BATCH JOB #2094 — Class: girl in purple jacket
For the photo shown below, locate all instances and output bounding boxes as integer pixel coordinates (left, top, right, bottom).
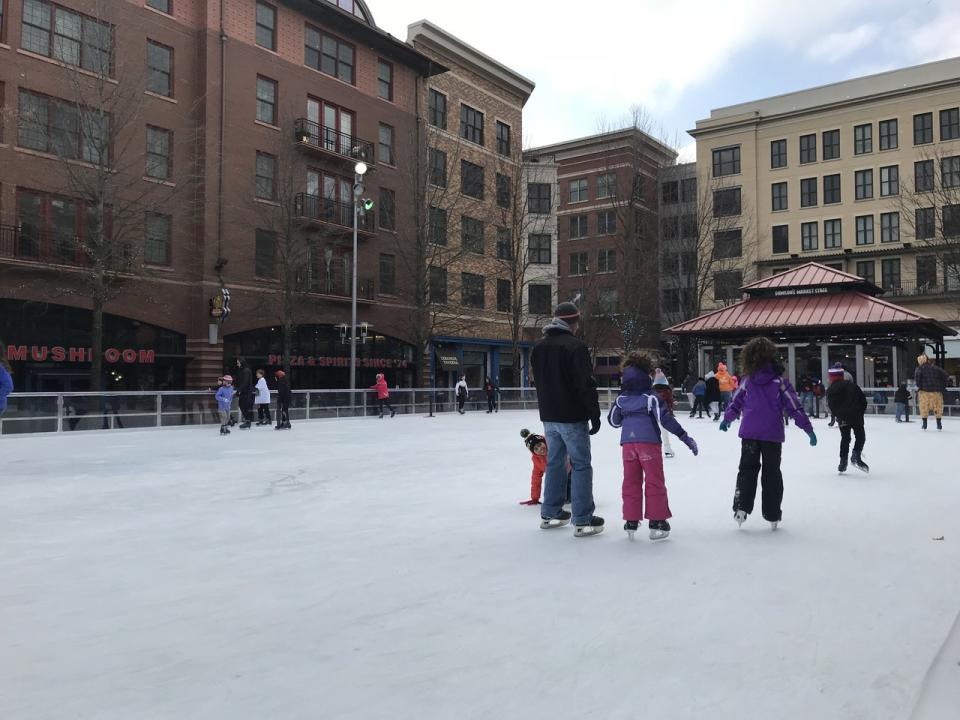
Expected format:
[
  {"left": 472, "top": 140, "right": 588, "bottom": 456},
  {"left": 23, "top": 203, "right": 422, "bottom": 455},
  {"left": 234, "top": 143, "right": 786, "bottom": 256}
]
[
  {"left": 720, "top": 337, "right": 816, "bottom": 530},
  {"left": 608, "top": 352, "right": 698, "bottom": 540}
]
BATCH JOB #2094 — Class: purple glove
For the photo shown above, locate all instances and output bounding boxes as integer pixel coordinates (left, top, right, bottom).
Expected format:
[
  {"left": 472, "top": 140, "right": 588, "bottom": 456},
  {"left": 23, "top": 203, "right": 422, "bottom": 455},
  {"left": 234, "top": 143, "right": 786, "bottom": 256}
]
[{"left": 681, "top": 434, "right": 699, "bottom": 456}]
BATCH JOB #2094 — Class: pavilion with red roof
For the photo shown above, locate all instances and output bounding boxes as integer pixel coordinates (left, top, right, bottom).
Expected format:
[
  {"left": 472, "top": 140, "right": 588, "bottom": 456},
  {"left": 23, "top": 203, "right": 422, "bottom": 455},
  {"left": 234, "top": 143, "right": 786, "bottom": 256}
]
[{"left": 665, "top": 263, "right": 956, "bottom": 387}]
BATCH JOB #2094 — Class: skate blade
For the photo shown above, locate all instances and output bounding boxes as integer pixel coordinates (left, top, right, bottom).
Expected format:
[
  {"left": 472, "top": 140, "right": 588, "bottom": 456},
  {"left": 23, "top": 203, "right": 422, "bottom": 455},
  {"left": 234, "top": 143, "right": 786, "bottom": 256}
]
[
  {"left": 540, "top": 518, "right": 570, "bottom": 529},
  {"left": 649, "top": 530, "right": 670, "bottom": 541},
  {"left": 770, "top": 522, "right": 779, "bottom": 531},
  {"left": 574, "top": 525, "right": 604, "bottom": 537},
  {"left": 734, "top": 511, "right": 748, "bottom": 527},
  {"left": 626, "top": 530, "right": 636, "bottom": 541}
]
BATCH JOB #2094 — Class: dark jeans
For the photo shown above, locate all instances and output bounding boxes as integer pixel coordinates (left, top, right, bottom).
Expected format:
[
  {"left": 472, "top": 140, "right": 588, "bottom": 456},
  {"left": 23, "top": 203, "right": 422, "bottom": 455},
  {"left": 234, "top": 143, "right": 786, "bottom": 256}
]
[
  {"left": 277, "top": 402, "right": 290, "bottom": 426},
  {"left": 377, "top": 398, "right": 394, "bottom": 416},
  {"left": 457, "top": 395, "right": 466, "bottom": 413},
  {"left": 239, "top": 392, "right": 254, "bottom": 423},
  {"left": 690, "top": 397, "right": 706, "bottom": 416},
  {"left": 733, "top": 439, "right": 784, "bottom": 522},
  {"left": 486, "top": 394, "right": 497, "bottom": 412},
  {"left": 257, "top": 404, "right": 272, "bottom": 423},
  {"left": 839, "top": 420, "right": 865, "bottom": 458}
]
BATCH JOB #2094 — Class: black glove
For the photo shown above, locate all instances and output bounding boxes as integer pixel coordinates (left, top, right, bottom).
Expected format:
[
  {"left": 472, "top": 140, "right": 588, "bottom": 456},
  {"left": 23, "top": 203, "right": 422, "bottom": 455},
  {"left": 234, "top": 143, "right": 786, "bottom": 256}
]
[{"left": 589, "top": 417, "right": 601, "bottom": 435}]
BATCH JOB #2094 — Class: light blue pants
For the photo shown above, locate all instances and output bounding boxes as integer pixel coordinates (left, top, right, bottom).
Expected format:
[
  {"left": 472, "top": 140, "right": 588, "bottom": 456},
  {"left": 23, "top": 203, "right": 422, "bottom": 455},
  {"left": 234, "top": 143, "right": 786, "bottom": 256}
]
[{"left": 542, "top": 421, "right": 596, "bottom": 525}]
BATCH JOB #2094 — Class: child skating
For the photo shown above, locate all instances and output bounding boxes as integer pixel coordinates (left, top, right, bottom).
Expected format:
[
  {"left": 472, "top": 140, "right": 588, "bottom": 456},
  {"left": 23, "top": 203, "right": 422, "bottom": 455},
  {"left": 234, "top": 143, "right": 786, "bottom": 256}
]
[
  {"left": 254, "top": 369, "right": 272, "bottom": 426},
  {"left": 370, "top": 373, "right": 396, "bottom": 418},
  {"left": 689, "top": 376, "right": 707, "bottom": 418},
  {"left": 519, "top": 428, "right": 572, "bottom": 506},
  {"left": 719, "top": 337, "right": 815, "bottom": 530},
  {"left": 216, "top": 375, "right": 234, "bottom": 435},
  {"left": 608, "top": 352, "right": 698, "bottom": 541},
  {"left": 274, "top": 370, "right": 291, "bottom": 429},
  {"left": 652, "top": 369, "right": 675, "bottom": 458},
  {"left": 825, "top": 363, "right": 868, "bottom": 473}
]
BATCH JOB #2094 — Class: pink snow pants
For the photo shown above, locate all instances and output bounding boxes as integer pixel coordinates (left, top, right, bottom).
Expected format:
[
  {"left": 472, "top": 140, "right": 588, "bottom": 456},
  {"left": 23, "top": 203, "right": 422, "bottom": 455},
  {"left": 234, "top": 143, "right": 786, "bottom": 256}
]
[{"left": 622, "top": 442, "right": 671, "bottom": 522}]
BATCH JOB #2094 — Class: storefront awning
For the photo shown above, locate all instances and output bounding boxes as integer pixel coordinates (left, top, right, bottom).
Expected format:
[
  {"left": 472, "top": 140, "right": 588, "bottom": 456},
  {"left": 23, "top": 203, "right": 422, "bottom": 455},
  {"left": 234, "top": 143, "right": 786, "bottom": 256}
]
[{"left": 436, "top": 352, "right": 460, "bottom": 371}]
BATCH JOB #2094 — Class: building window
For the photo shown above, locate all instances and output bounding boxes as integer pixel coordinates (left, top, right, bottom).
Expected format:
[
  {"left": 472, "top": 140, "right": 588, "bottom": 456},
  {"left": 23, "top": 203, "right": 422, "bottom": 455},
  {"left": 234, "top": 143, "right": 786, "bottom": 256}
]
[
  {"left": 255, "top": 152, "right": 275, "bottom": 200},
  {"left": 496, "top": 278, "right": 511, "bottom": 312},
  {"left": 378, "top": 253, "right": 395, "bottom": 295},
  {"left": 662, "top": 288, "right": 681, "bottom": 313},
  {"left": 856, "top": 215, "right": 874, "bottom": 245},
  {"left": 597, "top": 247, "right": 616, "bottom": 273},
  {"left": 942, "top": 156, "right": 960, "bottom": 188},
  {"left": 429, "top": 206, "right": 447, "bottom": 245},
  {"left": 662, "top": 180, "right": 679, "bottom": 204},
  {"left": 881, "top": 258, "right": 901, "bottom": 290},
  {"left": 712, "top": 145, "right": 740, "bottom": 177},
  {"left": 661, "top": 216, "right": 678, "bottom": 241},
  {"left": 940, "top": 108, "right": 960, "bottom": 141},
  {"left": 377, "top": 59, "right": 393, "bottom": 101},
  {"left": 914, "top": 112, "right": 933, "bottom": 145},
  {"left": 146, "top": 40, "right": 173, "bottom": 96},
  {"left": 713, "top": 187, "right": 741, "bottom": 216},
  {"left": 854, "top": 124, "right": 872, "bottom": 155},
  {"left": 496, "top": 227, "right": 511, "bottom": 259},
  {"left": 528, "top": 284, "right": 552, "bottom": 315},
  {"left": 822, "top": 129, "right": 840, "bottom": 160},
  {"left": 305, "top": 26, "right": 354, "bottom": 84},
  {"left": 528, "top": 234, "right": 551, "bottom": 264},
  {"left": 21, "top": 1, "right": 113, "bottom": 74},
  {"left": 714, "top": 271, "right": 742, "bottom": 301},
  {"left": 255, "top": 75, "right": 277, "bottom": 125},
  {"left": 428, "top": 89, "right": 446, "bottom": 129},
  {"left": 714, "top": 228, "right": 742, "bottom": 259},
  {"left": 801, "top": 221, "right": 818, "bottom": 251},
  {"left": 17, "top": 89, "right": 110, "bottom": 165},
  {"left": 879, "top": 119, "right": 897, "bottom": 151},
  {"left": 461, "top": 160, "right": 484, "bottom": 199},
  {"left": 799, "top": 134, "right": 816, "bottom": 164},
  {"left": 915, "top": 160, "right": 934, "bottom": 193},
  {"left": 569, "top": 251, "right": 588, "bottom": 275},
  {"left": 944, "top": 204, "right": 960, "bottom": 237},
  {"left": 916, "top": 207, "right": 935, "bottom": 239},
  {"left": 856, "top": 260, "right": 875, "bottom": 285},
  {"left": 428, "top": 147, "right": 447, "bottom": 187},
  {"left": 461, "top": 272, "right": 484, "bottom": 308},
  {"left": 461, "top": 215, "right": 484, "bottom": 254},
  {"left": 255, "top": 2, "right": 276, "bottom": 51},
  {"left": 598, "top": 288, "right": 618, "bottom": 314},
  {"left": 770, "top": 139, "right": 787, "bottom": 169},
  {"left": 146, "top": 0, "right": 171, "bottom": 13},
  {"left": 144, "top": 212, "right": 171, "bottom": 265},
  {"left": 880, "top": 165, "right": 899, "bottom": 196},
  {"left": 824, "top": 219, "right": 842, "bottom": 249},
  {"left": 917, "top": 255, "right": 937, "bottom": 288},
  {"left": 772, "top": 224, "right": 789, "bottom": 254},
  {"left": 880, "top": 211, "right": 900, "bottom": 243},
  {"left": 496, "top": 120, "right": 510, "bottom": 156},
  {"left": 528, "top": 183, "right": 551, "bottom": 214},
  {"left": 681, "top": 177, "right": 697, "bottom": 203},
  {"left": 145, "top": 126, "right": 171, "bottom": 179},
  {"left": 255, "top": 229, "right": 275, "bottom": 277},
  {"left": 496, "top": 173, "right": 510, "bottom": 208},
  {"left": 855, "top": 169, "right": 873, "bottom": 200},
  {"left": 569, "top": 178, "right": 588, "bottom": 203},
  {"left": 378, "top": 188, "right": 395, "bottom": 230},
  {"left": 569, "top": 215, "right": 587, "bottom": 239},
  {"left": 597, "top": 210, "right": 616, "bottom": 235},
  {"left": 681, "top": 214, "right": 697, "bottom": 239},
  {"left": 800, "top": 178, "right": 817, "bottom": 207},
  {"left": 460, "top": 104, "right": 484, "bottom": 145},
  {"left": 823, "top": 174, "right": 841, "bottom": 204},
  {"left": 429, "top": 266, "right": 447, "bottom": 303},
  {"left": 378, "top": 123, "right": 394, "bottom": 165},
  {"left": 597, "top": 173, "right": 616, "bottom": 199}
]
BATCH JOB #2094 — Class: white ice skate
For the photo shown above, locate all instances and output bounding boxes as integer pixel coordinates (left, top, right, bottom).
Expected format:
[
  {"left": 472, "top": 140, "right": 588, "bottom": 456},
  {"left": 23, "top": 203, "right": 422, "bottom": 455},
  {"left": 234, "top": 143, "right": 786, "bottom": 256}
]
[
  {"left": 770, "top": 521, "right": 779, "bottom": 531},
  {"left": 649, "top": 520, "right": 671, "bottom": 540},
  {"left": 664, "top": 449, "right": 675, "bottom": 459},
  {"left": 734, "top": 510, "right": 748, "bottom": 527}
]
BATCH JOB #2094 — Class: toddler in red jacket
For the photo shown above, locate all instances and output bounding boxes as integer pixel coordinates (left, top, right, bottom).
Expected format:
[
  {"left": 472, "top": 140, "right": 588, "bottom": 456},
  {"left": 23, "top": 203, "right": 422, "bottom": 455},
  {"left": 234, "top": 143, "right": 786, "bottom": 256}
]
[{"left": 520, "top": 429, "right": 572, "bottom": 505}]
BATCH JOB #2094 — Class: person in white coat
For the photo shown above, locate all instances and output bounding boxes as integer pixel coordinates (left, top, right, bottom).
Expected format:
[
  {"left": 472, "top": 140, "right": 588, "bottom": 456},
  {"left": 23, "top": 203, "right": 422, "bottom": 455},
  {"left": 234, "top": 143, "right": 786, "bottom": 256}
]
[
  {"left": 455, "top": 376, "right": 469, "bottom": 414},
  {"left": 254, "top": 369, "right": 272, "bottom": 426}
]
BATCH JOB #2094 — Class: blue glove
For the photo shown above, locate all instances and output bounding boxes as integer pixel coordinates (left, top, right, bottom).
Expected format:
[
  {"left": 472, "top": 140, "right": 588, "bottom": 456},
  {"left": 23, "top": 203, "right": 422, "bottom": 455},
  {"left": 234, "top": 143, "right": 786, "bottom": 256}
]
[
  {"left": 681, "top": 435, "right": 699, "bottom": 456},
  {"left": 807, "top": 430, "right": 817, "bottom": 446},
  {"left": 719, "top": 421, "right": 729, "bottom": 432}
]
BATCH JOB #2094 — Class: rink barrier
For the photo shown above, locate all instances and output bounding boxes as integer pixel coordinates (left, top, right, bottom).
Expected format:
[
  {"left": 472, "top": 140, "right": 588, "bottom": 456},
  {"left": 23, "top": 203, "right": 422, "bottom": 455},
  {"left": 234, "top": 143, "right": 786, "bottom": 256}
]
[{"left": 1, "top": 387, "right": 956, "bottom": 435}]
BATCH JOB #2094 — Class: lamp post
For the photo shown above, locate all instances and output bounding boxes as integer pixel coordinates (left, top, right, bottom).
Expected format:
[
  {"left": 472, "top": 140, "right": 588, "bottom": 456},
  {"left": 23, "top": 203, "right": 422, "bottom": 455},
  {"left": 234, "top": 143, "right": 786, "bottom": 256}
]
[{"left": 349, "top": 160, "right": 368, "bottom": 402}]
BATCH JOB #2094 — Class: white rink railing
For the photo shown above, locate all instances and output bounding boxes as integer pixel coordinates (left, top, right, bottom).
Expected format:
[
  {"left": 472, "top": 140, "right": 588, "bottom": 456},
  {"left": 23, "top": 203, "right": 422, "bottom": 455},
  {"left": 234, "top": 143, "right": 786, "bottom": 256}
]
[{"left": 1, "top": 387, "right": 956, "bottom": 435}]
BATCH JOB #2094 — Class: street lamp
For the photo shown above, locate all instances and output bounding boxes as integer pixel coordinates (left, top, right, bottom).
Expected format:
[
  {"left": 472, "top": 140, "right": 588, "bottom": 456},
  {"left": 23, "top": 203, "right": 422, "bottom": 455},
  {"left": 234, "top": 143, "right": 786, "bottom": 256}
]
[{"left": 349, "top": 160, "right": 368, "bottom": 402}]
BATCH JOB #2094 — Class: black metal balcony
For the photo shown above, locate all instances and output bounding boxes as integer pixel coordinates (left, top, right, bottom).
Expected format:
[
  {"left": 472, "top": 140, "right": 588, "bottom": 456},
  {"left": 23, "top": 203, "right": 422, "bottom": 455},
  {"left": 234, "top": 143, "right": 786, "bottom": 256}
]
[
  {"left": 883, "top": 280, "right": 960, "bottom": 298},
  {"left": 293, "top": 119, "right": 375, "bottom": 165},
  {"left": 296, "top": 272, "right": 375, "bottom": 302},
  {"left": 293, "top": 194, "right": 375, "bottom": 236},
  {"left": 0, "top": 224, "right": 133, "bottom": 271}
]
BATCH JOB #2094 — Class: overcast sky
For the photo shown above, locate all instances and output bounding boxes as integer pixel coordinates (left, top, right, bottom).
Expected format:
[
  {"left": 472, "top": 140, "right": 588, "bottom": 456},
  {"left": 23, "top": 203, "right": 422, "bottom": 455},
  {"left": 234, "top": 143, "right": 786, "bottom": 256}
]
[{"left": 372, "top": 0, "right": 960, "bottom": 162}]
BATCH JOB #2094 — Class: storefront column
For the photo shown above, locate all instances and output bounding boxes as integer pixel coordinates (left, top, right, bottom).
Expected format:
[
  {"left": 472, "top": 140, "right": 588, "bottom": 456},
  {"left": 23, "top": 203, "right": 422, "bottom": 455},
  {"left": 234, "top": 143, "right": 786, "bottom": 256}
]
[
  {"left": 489, "top": 347, "right": 499, "bottom": 382},
  {"left": 787, "top": 345, "right": 797, "bottom": 385},
  {"left": 892, "top": 346, "right": 899, "bottom": 386},
  {"left": 726, "top": 346, "right": 735, "bottom": 372},
  {"left": 855, "top": 344, "right": 865, "bottom": 383},
  {"left": 820, "top": 344, "right": 830, "bottom": 384}
]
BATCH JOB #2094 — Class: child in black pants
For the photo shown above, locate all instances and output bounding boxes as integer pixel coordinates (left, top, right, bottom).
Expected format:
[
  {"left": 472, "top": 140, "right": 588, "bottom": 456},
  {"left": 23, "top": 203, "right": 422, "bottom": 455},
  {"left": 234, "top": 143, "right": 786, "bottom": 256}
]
[{"left": 826, "top": 363, "right": 868, "bottom": 473}]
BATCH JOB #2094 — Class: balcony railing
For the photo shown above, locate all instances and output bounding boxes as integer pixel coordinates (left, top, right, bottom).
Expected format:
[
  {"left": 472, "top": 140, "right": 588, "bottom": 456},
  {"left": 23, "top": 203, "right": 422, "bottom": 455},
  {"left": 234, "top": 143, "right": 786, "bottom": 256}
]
[
  {"left": 293, "top": 119, "right": 375, "bottom": 164},
  {"left": 882, "top": 281, "right": 960, "bottom": 298},
  {"left": 0, "top": 224, "right": 133, "bottom": 271},
  {"left": 293, "top": 194, "right": 375, "bottom": 234},
  {"left": 296, "top": 272, "right": 375, "bottom": 301}
]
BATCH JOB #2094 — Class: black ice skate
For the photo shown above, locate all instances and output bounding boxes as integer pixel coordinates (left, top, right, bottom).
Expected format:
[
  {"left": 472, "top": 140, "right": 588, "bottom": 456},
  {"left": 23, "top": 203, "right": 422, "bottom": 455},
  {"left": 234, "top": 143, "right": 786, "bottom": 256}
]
[
  {"left": 851, "top": 453, "right": 870, "bottom": 473},
  {"left": 649, "top": 520, "right": 671, "bottom": 540},
  {"left": 220, "top": 426, "right": 230, "bottom": 435},
  {"left": 624, "top": 520, "right": 639, "bottom": 540},
  {"left": 937, "top": 418, "right": 943, "bottom": 431},
  {"left": 734, "top": 510, "right": 748, "bottom": 527},
  {"left": 922, "top": 418, "right": 928, "bottom": 430},
  {"left": 574, "top": 516, "right": 604, "bottom": 537},
  {"left": 838, "top": 456, "right": 848, "bottom": 474},
  {"left": 390, "top": 408, "right": 396, "bottom": 418},
  {"left": 540, "top": 509, "right": 572, "bottom": 529}
]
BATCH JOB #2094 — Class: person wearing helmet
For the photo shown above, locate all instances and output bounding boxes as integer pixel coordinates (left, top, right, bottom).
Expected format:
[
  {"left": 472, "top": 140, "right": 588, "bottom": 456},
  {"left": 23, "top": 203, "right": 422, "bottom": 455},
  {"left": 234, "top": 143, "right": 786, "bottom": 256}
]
[
  {"left": 274, "top": 370, "right": 292, "bottom": 429},
  {"left": 216, "top": 375, "right": 234, "bottom": 435}
]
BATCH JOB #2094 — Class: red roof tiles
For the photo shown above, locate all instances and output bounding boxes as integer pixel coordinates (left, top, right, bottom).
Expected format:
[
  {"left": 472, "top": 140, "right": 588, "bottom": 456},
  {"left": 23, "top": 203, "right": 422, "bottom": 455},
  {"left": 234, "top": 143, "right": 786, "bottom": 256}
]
[{"left": 741, "top": 262, "right": 876, "bottom": 292}]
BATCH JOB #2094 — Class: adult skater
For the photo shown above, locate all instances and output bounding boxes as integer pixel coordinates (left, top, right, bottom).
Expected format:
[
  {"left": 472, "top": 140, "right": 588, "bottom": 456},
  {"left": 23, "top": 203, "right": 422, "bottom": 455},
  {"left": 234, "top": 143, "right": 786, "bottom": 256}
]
[
  {"left": 483, "top": 377, "right": 499, "bottom": 413},
  {"left": 234, "top": 358, "right": 255, "bottom": 429},
  {"left": 455, "top": 376, "right": 469, "bottom": 414},
  {"left": 530, "top": 301, "right": 604, "bottom": 537},
  {"left": 0, "top": 342, "right": 13, "bottom": 419},
  {"left": 274, "top": 370, "right": 292, "bottom": 429},
  {"left": 915, "top": 354, "right": 948, "bottom": 431},
  {"left": 704, "top": 370, "right": 721, "bottom": 421},
  {"left": 826, "top": 363, "right": 868, "bottom": 473},
  {"left": 370, "top": 373, "right": 396, "bottom": 418}
]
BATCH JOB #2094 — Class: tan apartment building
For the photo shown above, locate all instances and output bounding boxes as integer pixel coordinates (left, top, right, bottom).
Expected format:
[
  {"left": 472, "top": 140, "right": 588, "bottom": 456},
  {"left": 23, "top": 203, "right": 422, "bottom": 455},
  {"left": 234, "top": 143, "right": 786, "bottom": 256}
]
[{"left": 690, "top": 56, "right": 960, "bottom": 379}]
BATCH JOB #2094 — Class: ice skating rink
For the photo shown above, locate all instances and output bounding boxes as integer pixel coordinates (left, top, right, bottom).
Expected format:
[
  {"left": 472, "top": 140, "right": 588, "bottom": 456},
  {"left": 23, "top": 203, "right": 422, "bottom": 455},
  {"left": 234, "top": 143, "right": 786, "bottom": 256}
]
[{"left": 2, "top": 412, "right": 958, "bottom": 720}]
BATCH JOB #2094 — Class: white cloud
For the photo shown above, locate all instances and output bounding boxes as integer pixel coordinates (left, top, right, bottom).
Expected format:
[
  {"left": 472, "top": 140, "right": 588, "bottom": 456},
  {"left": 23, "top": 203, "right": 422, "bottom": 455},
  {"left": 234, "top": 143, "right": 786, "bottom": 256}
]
[
  {"left": 677, "top": 141, "right": 697, "bottom": 164},
  {"left": 806, "top": 24, "right": 881, "bottom": 63}
]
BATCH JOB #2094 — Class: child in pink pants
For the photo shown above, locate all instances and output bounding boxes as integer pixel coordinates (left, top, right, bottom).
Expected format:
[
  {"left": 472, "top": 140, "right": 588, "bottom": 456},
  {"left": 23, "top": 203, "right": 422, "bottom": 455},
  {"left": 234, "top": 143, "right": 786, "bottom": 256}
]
[{"left": 608, "top": 352, "right": 698, "bottom": 540}]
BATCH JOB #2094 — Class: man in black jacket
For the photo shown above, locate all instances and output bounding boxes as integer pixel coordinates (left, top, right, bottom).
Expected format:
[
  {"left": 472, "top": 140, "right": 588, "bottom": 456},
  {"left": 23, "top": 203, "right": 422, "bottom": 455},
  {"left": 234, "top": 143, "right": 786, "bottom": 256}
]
[
  {"left": 530, "top": 302, "right": 603, "bottom": 537},
  {"left": 826, "top": 363, "right": 868, "bottom": 473},
  {"left": 235, "top": 358, "right": 255, "bottom": 429},
  {"left": 274, "top": 370, "right": 292, "bottom": 429}
]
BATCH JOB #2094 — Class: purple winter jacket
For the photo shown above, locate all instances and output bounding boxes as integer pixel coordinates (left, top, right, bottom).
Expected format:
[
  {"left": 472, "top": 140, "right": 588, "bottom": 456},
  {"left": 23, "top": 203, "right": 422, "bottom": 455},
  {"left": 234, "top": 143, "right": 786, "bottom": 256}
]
[
  {"left": 607, "top": 366, "right": 689, "bottom": 445},
  {"left": 723, "top": 364, "right": 812, "bottom": 443}
]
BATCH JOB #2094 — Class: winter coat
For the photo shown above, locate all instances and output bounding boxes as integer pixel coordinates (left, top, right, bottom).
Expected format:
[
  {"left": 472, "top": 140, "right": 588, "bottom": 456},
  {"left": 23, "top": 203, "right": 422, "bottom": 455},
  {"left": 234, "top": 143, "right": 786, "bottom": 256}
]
[
  {"left": 682, "top": 374, "right": 696, "bottom": 393},
  {"left": 530, "top": 320, "right": 600, "bottom": 424},
  {"left": 693, "top": 380, "right": 706, "bottom": 397},
  {"left": 456, "top": 380, "right": 468, "bottom": 399},
  {"left": 255, "top": 377, "right": 270, "bottom": 405},
  {"left": 723, "top": 363, "right": 812, "bottom": 443},
  {"left": 276, "top": 378, "right": 292, "bottom": 405},
  {"left": 236, "top": 366, "right": 254, "bottom": 399},
  {"left": 484, "top": 381, "right": 498, "bottom": 397},
  {"left": 607, "top": 366, "right": 690, "bottom": 446},
  {"left": 215, "top": 385, "right": 234, "bottom": 412},
  {"left": 716, "top": 364, "right": 734, "bottom": 393},
  {"left": 894, "top": 386, "right": 910, "bottom": 404},
  {"left": 0, "top": 364, "right": 12, "bottom": 413},
  {"left": 704, "top": 374, "right": 721, "bottom": 403},
  {"left": 826, "top": 379, "right": 868, "bottom": 423},
  {"left": 915, "top": 363, "right": 948, "bottom": 392},
  {"left": 371, "top": 374, "right": 390, "bottom": 400}
]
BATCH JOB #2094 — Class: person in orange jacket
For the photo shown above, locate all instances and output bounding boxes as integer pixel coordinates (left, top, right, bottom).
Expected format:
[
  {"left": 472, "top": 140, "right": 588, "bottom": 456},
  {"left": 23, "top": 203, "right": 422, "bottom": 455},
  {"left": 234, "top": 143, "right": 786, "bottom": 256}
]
[
  {"left": 520, "top": 428, "right": 571, "bottom": 505},
  {"left": 369, "top": 373, "right": 396, "bottom": 418},
  {"left": 716, "top": 362, "right": 735, "bottom": 411}
]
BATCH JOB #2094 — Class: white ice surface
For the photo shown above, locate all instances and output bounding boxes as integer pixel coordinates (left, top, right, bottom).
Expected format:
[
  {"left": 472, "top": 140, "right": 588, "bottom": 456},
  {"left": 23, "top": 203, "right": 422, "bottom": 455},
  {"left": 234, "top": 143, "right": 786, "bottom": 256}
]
[{"left": 2, "top": 413, "right": 959, "bottom": 720}]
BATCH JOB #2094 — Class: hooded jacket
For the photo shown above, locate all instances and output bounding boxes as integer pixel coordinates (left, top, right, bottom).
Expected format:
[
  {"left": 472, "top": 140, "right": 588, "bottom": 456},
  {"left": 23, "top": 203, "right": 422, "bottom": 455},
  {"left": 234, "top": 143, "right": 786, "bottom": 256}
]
[
  {"left": 894, "top": 385, "right": 910, "bottom": 404},
  {"left": 693, "top": 379, "right": 706, "bottom": 397},
  {"left": 723, "top": 363, "right": 811, "bottom": 443},
  {"left": 607, "top": 366, "right": 689, "bottom": 445},
  {"left": 716, "top": 363, "right": 734, "bottom": 393},
  {"left": 826, "top": 378, "right": 868, "bottom": 422},
  {"left": 371, "top": 373, "right": 390, "bottom": 400},
  {"left": 530, "top": 318, "right": 600, "bottom": 424},
  {"left": 704, "top": 372, "right": 721, "bottom": 403}
]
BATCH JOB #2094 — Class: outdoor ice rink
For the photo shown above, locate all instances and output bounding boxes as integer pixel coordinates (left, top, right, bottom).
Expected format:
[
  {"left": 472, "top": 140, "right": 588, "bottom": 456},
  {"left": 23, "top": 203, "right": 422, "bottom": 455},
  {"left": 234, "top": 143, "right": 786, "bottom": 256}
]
[{"left": 2, "top": 411, "right": 959, "bottom": 720}]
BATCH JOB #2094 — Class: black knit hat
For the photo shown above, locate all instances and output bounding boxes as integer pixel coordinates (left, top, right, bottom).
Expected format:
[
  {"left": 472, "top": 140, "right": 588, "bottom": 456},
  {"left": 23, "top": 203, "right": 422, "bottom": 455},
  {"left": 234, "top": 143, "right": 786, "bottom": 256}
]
[
  {"left": 520, "top": 428, "right": 546, "bottom": 452},
  {"left": 554, "top": 301, "right": 580, "bottom": 321}
]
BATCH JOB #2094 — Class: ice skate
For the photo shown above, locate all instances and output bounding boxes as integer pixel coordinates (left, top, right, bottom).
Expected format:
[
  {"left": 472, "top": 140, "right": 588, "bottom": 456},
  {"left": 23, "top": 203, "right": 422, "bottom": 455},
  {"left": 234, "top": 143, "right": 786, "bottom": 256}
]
[
  {"left": 851, "top": 453, "right": 870, "bottom": 473},
  {"left": 649, "top": 520, "right": 671, "bottom": 540},
  {"left": 937, "top": 418, "right": 942, "bottom": 431},
  {"left": 838, "top": 456, "right": 848, "bottom": 474},
  {"left": 540, "top": 509, "right": 571, "bottom": 529},
  {"left": 624, "top": 520, "right": 639, "bottom": 540},
  {"left": 390, "top": 408, "right": 396, "bottom": 418},
  {"left": 770, "top": 521, "right": 779, "bottom": 531},
  {"left": 664, "top": 449, "right": 675, "bottom": 459},
  {"left": 734, "top": 510, "right": 748, "bottom": 527},
  {"left": 922, "top": 418, "right": 927, "bottom": 430},
  {"left": 574, "top": 516, "right": 604, "bottom": 537},
  {"left": 220, "top": 426, "right": 229, "bottom": 435}
]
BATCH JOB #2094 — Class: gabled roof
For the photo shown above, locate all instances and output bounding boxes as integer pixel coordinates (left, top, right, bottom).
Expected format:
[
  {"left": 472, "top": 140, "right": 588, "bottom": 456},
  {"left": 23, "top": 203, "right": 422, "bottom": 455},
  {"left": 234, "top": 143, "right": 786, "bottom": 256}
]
[{"left": 742, "top": 262, "right": 864, "bottom": 290}]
